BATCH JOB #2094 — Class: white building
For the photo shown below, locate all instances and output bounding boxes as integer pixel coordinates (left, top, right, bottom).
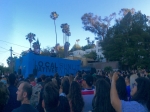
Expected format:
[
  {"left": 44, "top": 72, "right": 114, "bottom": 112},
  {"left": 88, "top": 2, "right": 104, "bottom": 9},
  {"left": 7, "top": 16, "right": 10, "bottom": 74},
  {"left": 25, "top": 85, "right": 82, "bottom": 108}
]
[
  {"left": 72, "top": 41, "right": 106, "bottom": 62},
  {"left": 95, "top": 41, "right": 106, "bottom": 62}
]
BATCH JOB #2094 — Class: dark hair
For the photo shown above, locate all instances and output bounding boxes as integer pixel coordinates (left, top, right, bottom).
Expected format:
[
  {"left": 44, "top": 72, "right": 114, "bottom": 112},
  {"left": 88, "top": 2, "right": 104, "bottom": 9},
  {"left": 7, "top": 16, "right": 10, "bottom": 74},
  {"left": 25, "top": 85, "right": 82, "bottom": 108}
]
[
  {"left": 22, "top": 82, "right": 32, "bottom": 100},
  {"left": 68, "top": 81, "right": 84, "bottom": 112},
  {"left": 41, "top": 74, "right": 46, "bottom": 81},
  {"left": 132, "top": 77, "right": 150, "bottom": 110},
  {"left": 0, "top": 82, "right": 9, "bottom": 110},
  {"left": 43, "top": 82, "right": 59, "bottom": 111},
  {"left": 61, "top": 77, "right": 70, "bottom": 95},
  {"left": 83, "top": 74, "right": 93, "bottom": 87},
  {"left": 37, "top": 77, "right": 42, "bottom": 83},
  {"left": 28, "top": 74, "right": 35, "bottom": 82},
  {"left": 92, "top": 79, "right": 115, "bottom": 112},
  {"left": 116, "top": 76, "right": 127, "bottom": 101},
  {"left": 8, "top": 73, "right": 16, "bottom": 85}
]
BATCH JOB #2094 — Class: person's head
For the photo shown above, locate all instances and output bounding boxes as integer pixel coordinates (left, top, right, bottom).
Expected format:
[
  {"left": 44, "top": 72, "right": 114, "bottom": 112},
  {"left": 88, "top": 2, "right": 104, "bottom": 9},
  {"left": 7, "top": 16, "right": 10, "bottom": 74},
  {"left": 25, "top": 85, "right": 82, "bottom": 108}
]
[
  {"left": 116, "top": 76, "right": 127, "bottom": 101},
  {"left": 68, "top": 74, "right": 74, "bottom": 84},
  {"left": 0, "top": 82, "right": 9, "bottom": 110},
  {"left": 16, "top": 82, "right": 32, "bottom": 103},
  {"left": 41, "top": 74, "right": 46, "bottom": 82},
  {"left": 82, "top": 74, "right": 93, "bottom": 88},
  {"left": 54, "top": 73, "right": 59, "bottom": 78},
  {"left": 28, "top": 74, "right": 35, "bottom": 82},
  {"left": 8, "top": 73, "right": 16, "bottom": 85},
  {"left": 92, "top": 79, "right": 115, "bottom": 112},
  {"left": 125, "top": 75, "right": 130, "bottom": 85},
  {"left": 43, "top": 82, "right": 59, "bottom": 111},
  {"left": 131, "top": 77, "right": 150, "bottom": 110},
  {"left": 68, "top": 81, "right": 84, "bottom": 112},
  {"left": 61, "top": 77, "right": 70, "bottom": 95}
]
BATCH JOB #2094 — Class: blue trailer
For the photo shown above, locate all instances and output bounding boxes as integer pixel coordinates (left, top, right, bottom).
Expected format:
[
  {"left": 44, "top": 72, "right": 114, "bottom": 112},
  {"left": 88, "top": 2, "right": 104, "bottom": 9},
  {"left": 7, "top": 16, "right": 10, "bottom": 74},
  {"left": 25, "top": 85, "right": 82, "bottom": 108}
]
[{"left": 15, "top": 52, "right": 81, "bottom": 78}]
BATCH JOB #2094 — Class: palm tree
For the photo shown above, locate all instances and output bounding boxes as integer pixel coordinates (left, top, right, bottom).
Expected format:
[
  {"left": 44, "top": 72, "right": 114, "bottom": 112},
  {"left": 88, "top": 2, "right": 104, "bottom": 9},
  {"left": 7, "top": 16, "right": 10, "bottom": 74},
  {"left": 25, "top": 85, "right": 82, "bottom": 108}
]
[
  {"left": 26, "top": 32, "right": 36, "bottom": 49},
  {"left": 50, "top": 12, "right": 59, "bottom": 46}
]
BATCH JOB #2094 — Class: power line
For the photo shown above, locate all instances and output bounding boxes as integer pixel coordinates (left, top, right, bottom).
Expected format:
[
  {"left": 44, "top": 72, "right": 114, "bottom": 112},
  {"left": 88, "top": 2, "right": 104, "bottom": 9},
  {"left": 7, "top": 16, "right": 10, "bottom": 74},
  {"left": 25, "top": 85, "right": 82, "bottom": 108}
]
[
  {"left": 0, "top": 39, "right": 29, "bottom": 48},
  {"left": 0, "top": 46, "right": 9, "bottom": 51},
  {"left": 0, "top": 46, "right": 20, "bottom": 56}
]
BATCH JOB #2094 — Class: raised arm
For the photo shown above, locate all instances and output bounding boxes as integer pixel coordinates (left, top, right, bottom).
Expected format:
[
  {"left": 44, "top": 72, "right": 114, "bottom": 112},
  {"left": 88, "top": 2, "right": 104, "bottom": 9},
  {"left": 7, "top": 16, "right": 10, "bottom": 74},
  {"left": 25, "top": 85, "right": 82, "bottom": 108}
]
[{"left": 110, "top": 72, "right": 122, "bottom": 112}]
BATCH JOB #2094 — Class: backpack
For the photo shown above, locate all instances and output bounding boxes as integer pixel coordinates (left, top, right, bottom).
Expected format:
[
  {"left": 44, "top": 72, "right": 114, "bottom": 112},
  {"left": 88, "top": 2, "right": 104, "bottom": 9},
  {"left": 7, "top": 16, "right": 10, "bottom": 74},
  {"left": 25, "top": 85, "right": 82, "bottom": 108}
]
[{"left": 30, "top": 83, "right": 42, "bottom": 108}]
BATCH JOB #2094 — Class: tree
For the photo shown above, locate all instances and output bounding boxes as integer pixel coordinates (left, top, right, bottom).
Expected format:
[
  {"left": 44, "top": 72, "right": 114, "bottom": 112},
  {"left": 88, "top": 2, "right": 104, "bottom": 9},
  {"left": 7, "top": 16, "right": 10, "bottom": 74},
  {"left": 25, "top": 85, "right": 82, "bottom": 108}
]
[
  {"left": 70, "top": 44, "right": 82, "bottom": 52},
  {"left": 81, "top": 12, "right": 116, "bottom": 40},
  {"left": 60, "top": 23, "right": 71, "bottom": 57},
  {"left": 84, "top": 51, "right": 97, "bottom": 60},
  {"left": 40, "top": 47, "right": 52, "bottom": 56},
  {"left": 50, "top": 12, "right": 59, "bottom": 45},
  {"left": 82, "top": 44, "right": 95, "bottom": 51},
  {"left": 57, "top": 46, "right": 65, "bottom": 58},
  {"left": 32, "top": 39, "right": 41, "bottom": 54},
  {"left": 6, "top": 56, "right": 18, "bottom": 72},
  {"left": 101, "top": 10, "right": 150, "bottom": 69},
  {"left": 26, "top": 32, "right": 36, "bottom": 48},
  {"left": 104, "top": 66, "right": 113, "bottom": 73}
]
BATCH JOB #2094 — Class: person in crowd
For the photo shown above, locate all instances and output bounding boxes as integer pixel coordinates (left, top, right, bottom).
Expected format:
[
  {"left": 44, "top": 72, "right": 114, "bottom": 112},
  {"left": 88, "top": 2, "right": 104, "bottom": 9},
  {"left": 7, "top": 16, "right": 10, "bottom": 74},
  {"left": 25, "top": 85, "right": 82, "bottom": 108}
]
[
  {"left": 130, "top": 70, "right": 138, "bottom": 90},
  {"left": 12, "top": 82, "right": 38, "bottom": 112},
  {"left": 37, "top": 77, "right": 52, "bottom": 112},
  {"left": 54, "top": 73, "right": 61, "bottom": 89},
  {"left": 111, "top": 72, "right": 150, "bottom": 112},
  {"left": 0, "top": 82, "right": 9, "bottom": 112},
  {"left": 81, "top": 74, "right": 94, "bottom": 112},
  {"left": 68, "top": 74, "right": 74, "bottom": 84},
  {"left": 108, "top": 72, "right": 114, "bottom": 83},
  {"left": 40, "top": 74, "right": 46, "bottom": 87},
  {"left": 3, "top": 73, "right": 21, "bottom": 112},
  {"left": 60, "top": 77, "right": 70, "bottom": 97},
  {"left": 59, "top": 77, "right": 70, "bottom": 111},
  {"left": 68, "top": 81, "right": 84, "bottom": 112},
  {"left": 29, "top": 74, "right": 42, "bottom": 108},
  {"left": 29, "top": 74, "right": 36, "bottom": 86},
  {"left": 116, "top": 76, "right": 128, "bottom": 101},
  {"left": 125, "top": 75, "right": 131, "bottom": 100},
  {"left": 0, "top": 75, "right": 7, "bottom": 85},
  {"left": 92, "top": 79, "right": 115, "bottom": 112},
  {"left": 42, "top": 82, "right": 70, "bottom": 112}
]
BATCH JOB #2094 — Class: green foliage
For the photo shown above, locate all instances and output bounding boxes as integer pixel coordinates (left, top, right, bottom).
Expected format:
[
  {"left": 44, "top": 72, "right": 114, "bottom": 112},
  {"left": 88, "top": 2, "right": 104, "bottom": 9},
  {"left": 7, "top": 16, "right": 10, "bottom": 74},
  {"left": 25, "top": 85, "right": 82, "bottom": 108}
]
[
  {"left": 7, "top": 56, "right": 18, "bottom": 66},
  {"left": 82, "top": 44, "right": 95, "bottom": 51},
  {"left": 70, "top": 44, "right": 82, "bottom": 52},
  {"left": 104, "top": 66, "right": 113, "bottom": 73},
  {"left": 101, "top": 11, "right": 150, "bottom": 69},
  {"left": 0, "top": 65, "right": 10, "bottom": 74},
  {"left": 84, "top": 51, "right": 97, "bottom": 60},
  {"left": 57, "top": 47, "right": 65, "bottom": 58}
]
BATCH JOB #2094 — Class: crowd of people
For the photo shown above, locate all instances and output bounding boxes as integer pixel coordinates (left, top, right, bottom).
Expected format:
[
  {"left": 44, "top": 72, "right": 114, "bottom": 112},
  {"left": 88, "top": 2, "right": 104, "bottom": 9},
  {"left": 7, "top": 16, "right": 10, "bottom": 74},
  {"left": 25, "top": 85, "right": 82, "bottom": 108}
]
[{"left": 0, "top": 69, "right": 150, "bottom": 112}]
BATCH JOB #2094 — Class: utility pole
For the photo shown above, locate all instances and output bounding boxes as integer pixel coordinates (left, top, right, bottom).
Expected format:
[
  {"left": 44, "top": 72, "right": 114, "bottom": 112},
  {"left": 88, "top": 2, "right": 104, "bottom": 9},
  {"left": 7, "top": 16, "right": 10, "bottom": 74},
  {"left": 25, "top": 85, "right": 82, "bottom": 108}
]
[
  {"left": 10, "top": 47, "right": 13, "bottom": 73},
  {"left": 10, "top": 47, "right": 13, "bottom": 58}
]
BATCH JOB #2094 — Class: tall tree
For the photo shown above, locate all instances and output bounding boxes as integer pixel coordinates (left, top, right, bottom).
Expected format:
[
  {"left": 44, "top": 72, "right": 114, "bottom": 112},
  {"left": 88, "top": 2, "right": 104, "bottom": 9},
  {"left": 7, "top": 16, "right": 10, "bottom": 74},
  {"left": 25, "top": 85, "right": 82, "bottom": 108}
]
[
  {"left": 81, "top": 12, "right": 116, "bottom": 40},
  {"left": 26, "top": 32, "right": 36, "bottom": 48},
  {"left": 101, "top": 10, "right": 150, "bottom": 69},
  {"left": 60, "top": 23, "right": 71, "bottom": 57},
  {"left": 50, "top": 12, "right": 59, "bottom": 46}
]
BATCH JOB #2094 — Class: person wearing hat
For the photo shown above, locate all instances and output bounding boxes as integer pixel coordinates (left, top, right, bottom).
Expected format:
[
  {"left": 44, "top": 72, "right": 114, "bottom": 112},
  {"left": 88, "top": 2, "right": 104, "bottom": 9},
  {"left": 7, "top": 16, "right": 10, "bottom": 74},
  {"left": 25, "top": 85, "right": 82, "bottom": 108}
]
[{"left": 81, "top": 74, "right": 94, "bottom": 112}]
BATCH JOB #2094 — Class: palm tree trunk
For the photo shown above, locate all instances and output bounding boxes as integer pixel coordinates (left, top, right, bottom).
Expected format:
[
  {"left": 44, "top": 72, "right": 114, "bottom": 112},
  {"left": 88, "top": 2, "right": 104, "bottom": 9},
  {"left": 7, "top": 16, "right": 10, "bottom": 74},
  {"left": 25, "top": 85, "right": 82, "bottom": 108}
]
[{"left": 54, "top": 20, "right": 57, "bottom": 45}]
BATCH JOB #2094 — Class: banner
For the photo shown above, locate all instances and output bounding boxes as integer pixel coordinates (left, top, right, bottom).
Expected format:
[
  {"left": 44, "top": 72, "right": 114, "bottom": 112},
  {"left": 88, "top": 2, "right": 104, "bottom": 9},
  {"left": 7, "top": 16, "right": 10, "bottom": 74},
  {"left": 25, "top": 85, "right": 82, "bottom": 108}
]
[{"left": 15, "top": 52, "right": 81, "bottom": 78}]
